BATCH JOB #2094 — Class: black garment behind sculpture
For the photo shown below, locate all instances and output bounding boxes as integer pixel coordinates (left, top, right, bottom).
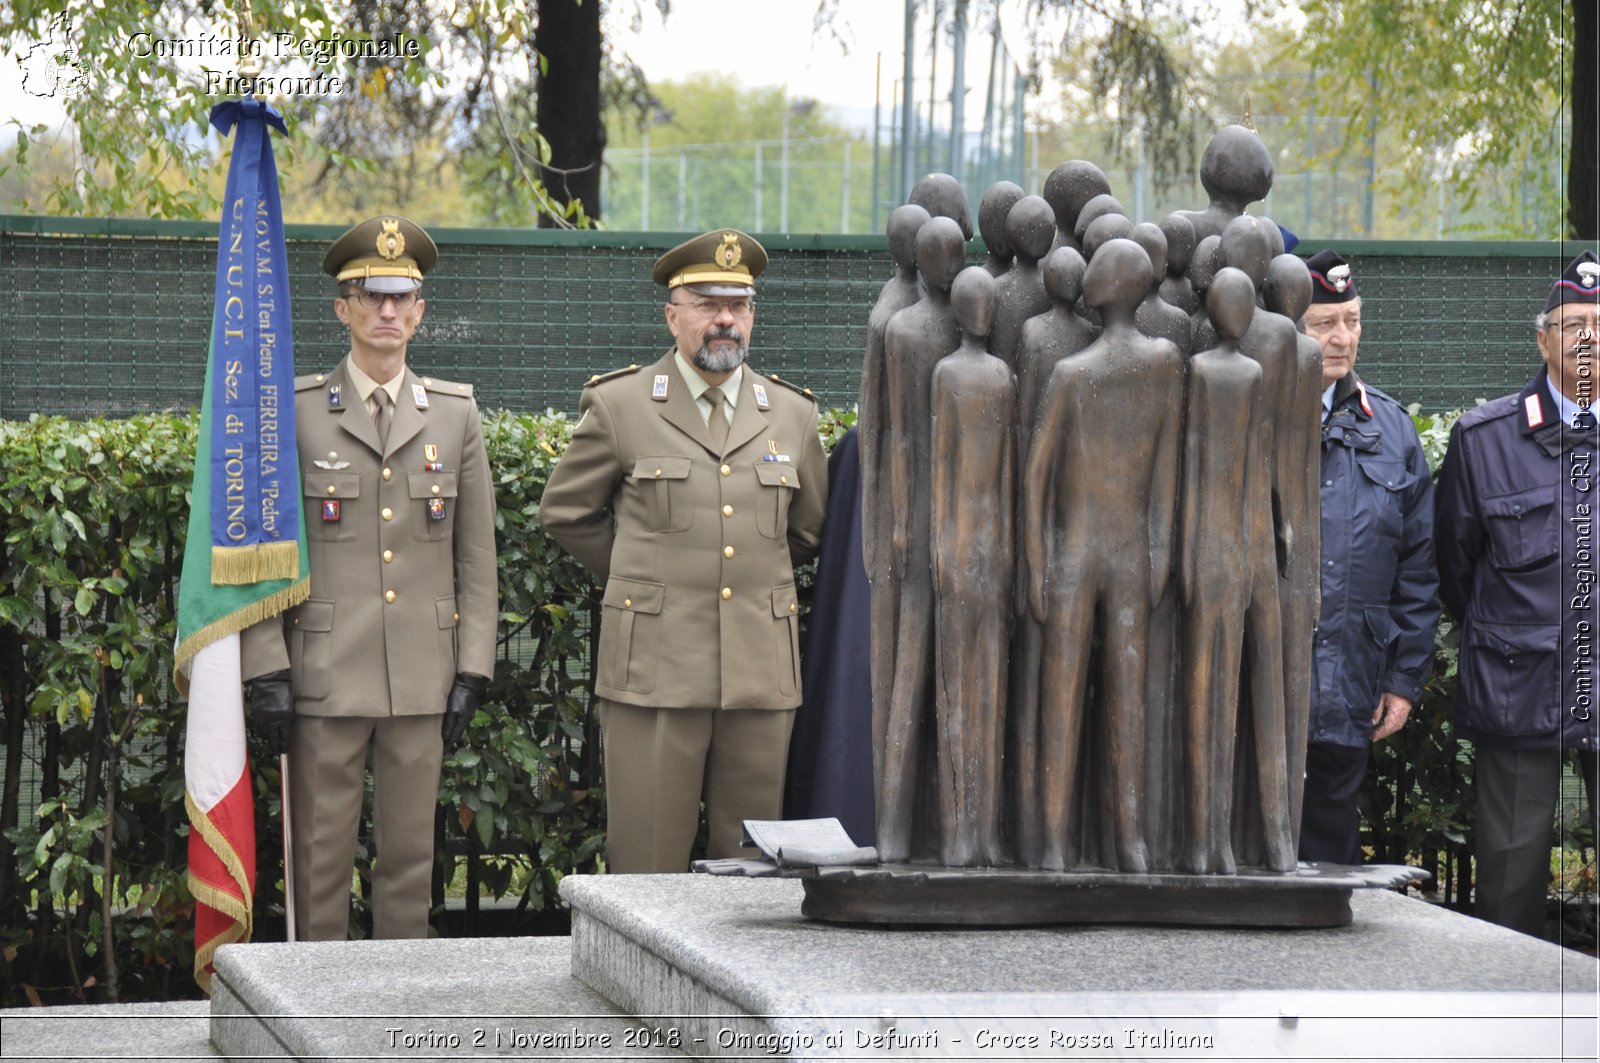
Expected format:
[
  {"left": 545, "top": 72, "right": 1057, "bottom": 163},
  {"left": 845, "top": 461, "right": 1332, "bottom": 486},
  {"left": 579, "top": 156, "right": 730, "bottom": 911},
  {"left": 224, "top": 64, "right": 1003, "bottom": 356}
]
[{"left": 783, "top": 426, "right": 876, "bottom": 846}]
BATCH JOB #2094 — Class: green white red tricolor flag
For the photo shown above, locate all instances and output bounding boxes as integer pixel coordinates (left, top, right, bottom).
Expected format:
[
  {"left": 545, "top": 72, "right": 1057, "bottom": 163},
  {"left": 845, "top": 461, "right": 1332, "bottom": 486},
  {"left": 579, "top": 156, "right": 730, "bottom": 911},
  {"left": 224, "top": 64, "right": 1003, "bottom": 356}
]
[{"left": 174, "top": 98, "right": 308, "bottom": 993}]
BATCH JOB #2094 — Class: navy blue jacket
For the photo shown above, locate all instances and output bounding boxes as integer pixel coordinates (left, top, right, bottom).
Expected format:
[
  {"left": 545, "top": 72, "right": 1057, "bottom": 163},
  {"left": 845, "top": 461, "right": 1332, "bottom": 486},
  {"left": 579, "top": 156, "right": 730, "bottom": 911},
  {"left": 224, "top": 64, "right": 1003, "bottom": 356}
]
[
  {"left": 1435, "top": 370, "right": 1600, "bottom": 752},
  {"left": 782, "top": 427, "right": 876, "bottom": 844},
  {"left": 1314, "top": 373, "right": 1441, "bottom": 748}
]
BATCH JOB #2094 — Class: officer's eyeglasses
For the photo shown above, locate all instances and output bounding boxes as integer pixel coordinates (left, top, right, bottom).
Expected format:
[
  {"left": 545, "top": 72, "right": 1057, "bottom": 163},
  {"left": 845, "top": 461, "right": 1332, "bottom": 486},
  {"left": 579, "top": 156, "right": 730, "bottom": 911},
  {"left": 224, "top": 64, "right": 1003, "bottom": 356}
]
[
  {"left": 344, "top": 288, "right": 420, "bottom": 311},
  {"left": 674, "top": 297, "right": 754, "bottom": 317}
]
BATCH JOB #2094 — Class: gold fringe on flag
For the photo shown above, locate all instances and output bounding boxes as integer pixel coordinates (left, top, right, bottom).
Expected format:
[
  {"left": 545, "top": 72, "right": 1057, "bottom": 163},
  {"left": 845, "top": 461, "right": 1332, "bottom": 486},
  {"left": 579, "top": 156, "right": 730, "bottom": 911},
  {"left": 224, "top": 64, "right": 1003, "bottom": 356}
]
[
  {"left": 185, "top": 790, "right": 255, "bottom": 994},
  {"left": 211, "top": 540, "right": 300, "bottom": 585},
  {"left": 173, "top": 576, "right": 310, "bottom": 695}
]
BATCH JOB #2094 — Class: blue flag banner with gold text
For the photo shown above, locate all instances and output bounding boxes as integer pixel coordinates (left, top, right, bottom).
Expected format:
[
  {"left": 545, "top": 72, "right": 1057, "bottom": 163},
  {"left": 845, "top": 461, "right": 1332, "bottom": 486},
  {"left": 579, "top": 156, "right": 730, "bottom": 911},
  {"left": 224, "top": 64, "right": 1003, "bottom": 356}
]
[
  {"left": 177, "top": 98, "right": 309, "bottom": 993},
  {"left": 205, "top": 98, "right": 300, "bottom": 584}
]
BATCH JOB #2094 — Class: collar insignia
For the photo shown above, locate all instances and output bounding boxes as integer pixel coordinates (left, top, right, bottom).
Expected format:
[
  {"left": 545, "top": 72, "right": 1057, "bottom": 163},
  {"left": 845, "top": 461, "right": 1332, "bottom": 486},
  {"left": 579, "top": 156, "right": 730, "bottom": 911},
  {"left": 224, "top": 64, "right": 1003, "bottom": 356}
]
[
  {"left": 652, "top": 374, "right": 670, "bottom": 401},
  {"left": 412, "top": 382, "right": 430, "bottom": 408},
  {"left": 753, "top": 383, "right": 770, "bottom": 410},
  {"left": 1524, "top": 393, "right": 1545, "bottom": 428}
]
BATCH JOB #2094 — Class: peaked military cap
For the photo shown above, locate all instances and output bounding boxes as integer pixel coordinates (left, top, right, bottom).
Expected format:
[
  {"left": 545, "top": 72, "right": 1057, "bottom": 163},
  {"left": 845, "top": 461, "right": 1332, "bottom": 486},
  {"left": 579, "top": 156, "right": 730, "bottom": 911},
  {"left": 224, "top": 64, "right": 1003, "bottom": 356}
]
[
  {"left": 1545, "top": 250, "right": 1600, "bottom": 313},
  {"left": 323, "top": 215, "right": 438, "bottom": 293},
  {"left": 652, "top": 228, "right": 767, "bottom": 295},
  {"left": 1306, "top": 249, "right": 1357, "bottom": 303}
]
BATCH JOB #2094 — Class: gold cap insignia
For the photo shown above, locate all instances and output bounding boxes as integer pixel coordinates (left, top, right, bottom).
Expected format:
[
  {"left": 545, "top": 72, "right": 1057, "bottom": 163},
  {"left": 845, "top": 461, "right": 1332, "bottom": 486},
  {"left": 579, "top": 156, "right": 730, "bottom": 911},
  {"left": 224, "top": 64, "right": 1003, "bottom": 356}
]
[
  {"left": 718, "top": 233, "right": 742, "bottom": 269},
  {"left": 377, "top": 219, "right": 406, "bottom": 261}
]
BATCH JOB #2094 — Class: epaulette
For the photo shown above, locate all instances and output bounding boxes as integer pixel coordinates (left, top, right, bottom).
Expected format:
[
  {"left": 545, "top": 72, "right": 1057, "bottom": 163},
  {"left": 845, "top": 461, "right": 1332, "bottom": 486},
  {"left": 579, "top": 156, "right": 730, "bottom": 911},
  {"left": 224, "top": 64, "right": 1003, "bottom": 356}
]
[
  {"left": 763, "top": 372, "right": 818, "bottom": 403},
  {"left": 1455, "top": 393, "right": 1520, "bottom": 432},
  {"left": 414, "top": 374, "right": 474, "bottom": 399},
  {"left": 584, "top": 363, "right": 644, "bottom": 388},
  {"left": 295, "top": 372, "right": 328, "bottom": 392}
]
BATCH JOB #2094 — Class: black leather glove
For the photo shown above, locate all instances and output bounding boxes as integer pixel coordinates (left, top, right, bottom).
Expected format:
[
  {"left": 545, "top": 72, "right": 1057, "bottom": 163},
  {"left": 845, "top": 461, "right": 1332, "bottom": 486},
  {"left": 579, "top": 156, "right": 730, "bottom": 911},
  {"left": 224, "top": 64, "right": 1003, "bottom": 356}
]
[
  {"left": 443, "top": 673, "right": 489, "bottom": 751},
  {"left": 245, "top": 670, "right": 294, "bottom": 757}
]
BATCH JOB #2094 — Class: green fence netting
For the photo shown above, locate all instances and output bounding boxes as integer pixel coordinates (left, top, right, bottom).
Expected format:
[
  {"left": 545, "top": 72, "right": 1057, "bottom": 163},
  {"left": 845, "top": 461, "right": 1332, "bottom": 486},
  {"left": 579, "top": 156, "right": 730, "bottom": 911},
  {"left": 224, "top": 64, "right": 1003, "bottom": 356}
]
[{"left": 1, "top": 216, "right": 1594, "bottom": 418}]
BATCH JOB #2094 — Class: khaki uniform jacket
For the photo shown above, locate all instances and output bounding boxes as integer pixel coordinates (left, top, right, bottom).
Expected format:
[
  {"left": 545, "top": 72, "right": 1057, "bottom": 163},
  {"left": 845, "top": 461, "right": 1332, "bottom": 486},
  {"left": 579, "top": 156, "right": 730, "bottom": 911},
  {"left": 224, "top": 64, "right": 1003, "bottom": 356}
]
[
  {"left": 539, "top": 352, "right": 829, "bottom": 710},
  {"left": 242, "top": 358, "right": 498, "bottom": 715}
]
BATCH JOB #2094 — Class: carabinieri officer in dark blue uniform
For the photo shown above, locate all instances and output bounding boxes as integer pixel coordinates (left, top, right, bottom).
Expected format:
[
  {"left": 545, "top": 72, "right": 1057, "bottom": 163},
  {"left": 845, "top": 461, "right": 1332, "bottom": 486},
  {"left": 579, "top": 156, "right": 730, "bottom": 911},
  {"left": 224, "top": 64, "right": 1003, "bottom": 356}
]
[
  {"left": 1435, "top": 251, "right": 1600, "bottom": 937},
  {"left": 1301, "top": 250, "right": 1441, "bottom": 865}
]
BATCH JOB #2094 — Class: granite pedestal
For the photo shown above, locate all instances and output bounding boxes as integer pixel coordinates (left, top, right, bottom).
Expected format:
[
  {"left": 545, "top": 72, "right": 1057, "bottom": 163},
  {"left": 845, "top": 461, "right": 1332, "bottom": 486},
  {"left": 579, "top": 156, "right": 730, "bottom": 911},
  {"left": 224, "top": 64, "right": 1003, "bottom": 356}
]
[
  {"left": 561, "top": 874, "right": 1599, "bottom": 1061},
  {"left": 207, "top": 935, "right": 688, "bottom": 1061}
]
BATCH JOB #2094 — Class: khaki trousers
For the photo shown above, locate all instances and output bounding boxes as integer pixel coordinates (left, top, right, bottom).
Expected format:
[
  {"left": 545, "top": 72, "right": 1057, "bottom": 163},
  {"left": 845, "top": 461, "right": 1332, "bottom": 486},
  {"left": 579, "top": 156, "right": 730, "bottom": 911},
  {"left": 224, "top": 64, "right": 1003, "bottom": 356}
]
[
  {"left": 287, "top": 714, "right": 443, "bottom": 941},
  {"left": 598, "top": 698, "right": 795, "bottom": 873}
]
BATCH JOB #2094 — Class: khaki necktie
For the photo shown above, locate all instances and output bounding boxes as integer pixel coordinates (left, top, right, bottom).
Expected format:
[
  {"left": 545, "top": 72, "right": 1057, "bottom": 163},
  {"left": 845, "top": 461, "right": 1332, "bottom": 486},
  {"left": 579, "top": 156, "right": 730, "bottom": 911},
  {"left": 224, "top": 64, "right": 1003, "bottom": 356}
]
[
  {"left": 704, "top": 386, "right": 729, "bottom": 451},
  {"left": 371, "top": 386, "right": 393, "bottom": 450}
]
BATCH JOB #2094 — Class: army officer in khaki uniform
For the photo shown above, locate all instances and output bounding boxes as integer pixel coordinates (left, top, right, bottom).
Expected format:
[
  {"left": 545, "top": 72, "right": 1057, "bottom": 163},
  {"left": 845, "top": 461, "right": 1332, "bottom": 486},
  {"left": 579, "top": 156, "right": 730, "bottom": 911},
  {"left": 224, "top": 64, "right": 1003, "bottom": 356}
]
[
  {"left": 242, "top": 215, "right": 498, "bottom": 939},
  {"left": 540, "top": 229, "right": 829, "bottom": 872}
]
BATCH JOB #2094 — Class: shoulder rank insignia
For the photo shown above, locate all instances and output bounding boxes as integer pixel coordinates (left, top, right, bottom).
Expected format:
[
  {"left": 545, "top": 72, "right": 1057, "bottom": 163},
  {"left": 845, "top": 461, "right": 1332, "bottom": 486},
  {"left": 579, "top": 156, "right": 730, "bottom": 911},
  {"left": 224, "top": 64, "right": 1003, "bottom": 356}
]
[
  {"left": 764, "top": 373, "right": 817, "bottom": 403},
  {"left": 652, "top": 374, "right": 670, "bottom": 400},
  {"left": 753, "top": 383, "right": 770, "bottom": 410},
  {"left": 584, "top": 364, "right": 644, "bottom": 389},
  {"left": 412, "top": 383, "right": 430, "bottom": 408},
  {"left": 327, "top": 383, "right": 343, "bottom": 410}
]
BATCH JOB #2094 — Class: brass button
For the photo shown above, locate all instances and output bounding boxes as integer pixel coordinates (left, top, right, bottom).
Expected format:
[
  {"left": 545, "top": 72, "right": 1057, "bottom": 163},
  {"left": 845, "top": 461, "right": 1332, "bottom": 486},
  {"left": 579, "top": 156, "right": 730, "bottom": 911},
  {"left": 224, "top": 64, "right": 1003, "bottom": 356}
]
[
  {"left": 720, "top": 587, "right": 732, "bottom": 600},
  {"left": 382, "top": 467, "right": 393, "bottom": 481},
  {"left": 720, "top": 464, "right": 731, "bottom": 477},
  {"left": 326, "top": 484, "right": 336, "bottom": 495},
  {"left": 723, "top": 545, "right": 735, "bottom": 558},
  {"left": 384, "top": 590, "right": 397, "bottom": 603},
  {"left": 789, "top": 602, "right": 797, "bottom": 614},
  {"left": 590, "top": 374, "right": 600, "bottom": 383},
  {"left": 623, "top": 597, "right": 633, "bottom": 608},
  {"left": 382, "top": 507, "right": 394, "bottom": 521},
  {"left": 314, "top": 374, "right": 325, "bottom": 383},
  {"left": 722, "top": 504, "right": 734, "bottom": 517},
  {"left": 292, "top": 617, "right": 300, "bottom": 626},
  {"left": 431, "top": 484, "right": 441, "bottom": 495},
  {"left": 780, "top": 475, "right": 788, "bottom": 485},
  {"left": 383, "top": 549, "right": 394, "bottom": 563},
  {"left": 655, "top": 468, "right": 663, "bottom": 478},
  {"left": 453, "top": 611, "right": 460, "bottom": 621},
  {"left": 422, "top": 377, "right": 433, "bottom": 386}
]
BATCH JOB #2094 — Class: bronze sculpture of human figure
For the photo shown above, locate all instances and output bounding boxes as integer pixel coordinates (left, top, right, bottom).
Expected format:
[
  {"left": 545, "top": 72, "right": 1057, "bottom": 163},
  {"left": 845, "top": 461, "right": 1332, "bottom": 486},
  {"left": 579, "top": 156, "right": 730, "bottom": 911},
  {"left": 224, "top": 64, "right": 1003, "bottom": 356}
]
[
  {"left": 1131, "top": 221, "right": 1193, "bottom": 356},
  {"left": 1188, "top": 234, "right": 1223, "bottom": 352},
  {"left": 1159, "top": 212, "right": 1200, "bottom": 315},
  {"left": 988, "top": 194, "right": 1055, "bottom": 367},
  {"left": 978, "top": 181, "right": 1024, "bottom": 277},
  {"left": 1262, "top": 252, "right": 1324, "bottom": 844},
  {"left": 1042, "top": 160, "right": 1111, "bottom": 253},
  {"left": 909, "top": 172, "right": 974, "bottom": 240},
  {"left": 876, "top": 216, "right": 968, "bottom": 862},
  {"left": 1008, "top": 245, "right": 1095, "bottom": 867},
  {"left": 1177, "top": 125, "right": 1274, "bottom": 242},
  {"left": 1024, "top": 238, "right": 1182, "bottom": 873},
  {"left": 1217, "top": 217, "right": 1296, "bottom": 872},
  {"left": 930, "top": 266, "right": 1015, "bottom": 867},
  {"left": 1179, "top": 267, "right": 1273, "bottom": 874},
  {"left": 860, "top": 203, "right": 932, "bottom": 756}
]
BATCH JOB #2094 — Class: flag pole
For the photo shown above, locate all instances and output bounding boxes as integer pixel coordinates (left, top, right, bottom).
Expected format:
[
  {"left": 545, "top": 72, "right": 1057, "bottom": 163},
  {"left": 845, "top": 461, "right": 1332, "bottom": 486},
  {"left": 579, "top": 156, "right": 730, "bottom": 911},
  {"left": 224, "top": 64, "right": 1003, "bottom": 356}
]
[{"left": 280, "top": 753, "right": 296, "bottom": 942}]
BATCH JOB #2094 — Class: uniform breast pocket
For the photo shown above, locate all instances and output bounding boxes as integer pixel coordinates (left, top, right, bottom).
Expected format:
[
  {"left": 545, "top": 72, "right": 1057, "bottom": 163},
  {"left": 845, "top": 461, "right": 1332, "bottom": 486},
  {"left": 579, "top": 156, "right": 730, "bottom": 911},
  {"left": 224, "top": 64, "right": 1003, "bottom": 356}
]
[
  {"left": 409, "top": 471, "right": 458, "bottom": 542},
  {"left": 1482, "top": 485, "right": 1558, "bottom": 572},
  {"left": 304, "top": 472, "right": 360, "bottom": 543},
  {"left": 753, "top": 463, "right": 801, "bottom": 540},
  {"left": 1354, "top": 458, "right": 1415, "bottom": 541},
  {"left": 633, "top": 456, "right": 693, "bottom": 532}
]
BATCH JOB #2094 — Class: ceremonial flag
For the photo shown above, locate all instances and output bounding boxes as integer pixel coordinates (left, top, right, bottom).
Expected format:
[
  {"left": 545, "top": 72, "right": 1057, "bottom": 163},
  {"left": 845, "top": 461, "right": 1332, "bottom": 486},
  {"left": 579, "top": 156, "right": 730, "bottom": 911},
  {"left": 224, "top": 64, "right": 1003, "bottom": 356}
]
[{"left": 175, "top": 98, "right": 308, "bottom": 993}]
